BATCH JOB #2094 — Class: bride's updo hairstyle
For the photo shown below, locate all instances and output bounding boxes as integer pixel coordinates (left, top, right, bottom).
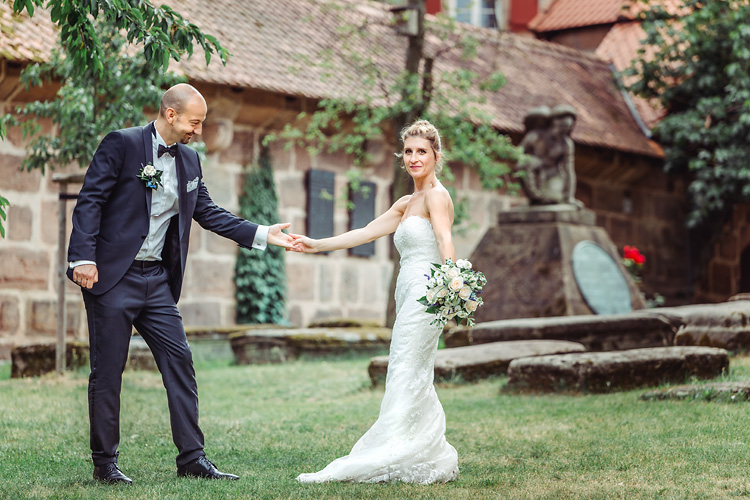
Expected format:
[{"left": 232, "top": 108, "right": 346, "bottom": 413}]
[{"left": 398, "top": 119, "right": 444, "bottom": 174}]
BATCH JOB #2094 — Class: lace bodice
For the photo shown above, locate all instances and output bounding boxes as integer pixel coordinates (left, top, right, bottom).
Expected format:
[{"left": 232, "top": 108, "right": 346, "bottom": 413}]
[{"left": 296, "top": 215, "right": 458, "bottom": 484}]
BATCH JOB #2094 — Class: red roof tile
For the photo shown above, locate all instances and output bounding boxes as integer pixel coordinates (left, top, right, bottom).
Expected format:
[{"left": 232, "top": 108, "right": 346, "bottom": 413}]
[
  {"left": 596, "top": 21, "right": 663, "bottom": 128},
  {"left": 529, "top": 0, "right": 628, "bottom": 33},
  {"left": 0, "top": 0, "right": 660, "bottom": 158},
  {"left": 0, "top": 4, "right": 56, "bottom": 62}
]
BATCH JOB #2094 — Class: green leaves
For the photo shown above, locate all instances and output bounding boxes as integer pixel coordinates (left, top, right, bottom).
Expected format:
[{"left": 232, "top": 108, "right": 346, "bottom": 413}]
[
  {"left": 14, "top": 20, "right": 185, "bottom": 173},
  {"left": 234, "top": 148, "right": 287, "bottom": 325},
  {"left": 629, "top": 0, "right": 750, "bottom": 227},
  {"left": 10, "top": 0, "right": 228, "bottom": 81}
]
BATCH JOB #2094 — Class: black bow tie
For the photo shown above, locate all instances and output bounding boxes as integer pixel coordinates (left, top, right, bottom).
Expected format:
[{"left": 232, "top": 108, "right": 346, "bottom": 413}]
[{"left": 158, "top": 144, "right": 178, "bottom": 158}]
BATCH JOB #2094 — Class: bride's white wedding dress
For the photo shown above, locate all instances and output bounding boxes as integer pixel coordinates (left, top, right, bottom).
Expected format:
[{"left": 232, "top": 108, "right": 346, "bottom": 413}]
[{"left": 296, "top": 215, "right": 459, "bottom": 484}]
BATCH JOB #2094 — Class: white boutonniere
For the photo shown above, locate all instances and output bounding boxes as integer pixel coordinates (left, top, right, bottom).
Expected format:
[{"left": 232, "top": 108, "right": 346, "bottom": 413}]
[{"left": 137, "top": 163, "right": 163, "bottom": 190}]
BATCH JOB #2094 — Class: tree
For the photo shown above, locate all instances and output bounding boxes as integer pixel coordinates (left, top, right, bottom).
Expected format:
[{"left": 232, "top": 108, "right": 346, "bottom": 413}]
[
  {"left": 629, "top": 0, "right": 750, "bottom": 228},
  {"left": 0, "top": 0, "right": 229, "bottom": 235},
  {"left": 269, "top": 0, "right": 523, "bottom": 326},
  {"left": 13, "top": 21, "right": 184, "bottom": 172},
  {"left": 234, "top": 147, "right": 287, "bottom": 324}
]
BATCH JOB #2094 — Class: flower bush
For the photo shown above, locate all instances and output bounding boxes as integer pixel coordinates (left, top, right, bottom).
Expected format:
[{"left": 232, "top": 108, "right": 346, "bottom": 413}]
[
  {"left": 418, "top": 258, "right": 486, "bottom": 329},
  {"left": 622, "top": 245, "right": 645, "bottom": 284}
]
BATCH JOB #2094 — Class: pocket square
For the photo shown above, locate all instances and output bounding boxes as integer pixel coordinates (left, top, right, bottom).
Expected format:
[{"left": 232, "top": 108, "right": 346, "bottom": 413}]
[{"left": 186, "top": 177, "right": 199, "bottom": 192}]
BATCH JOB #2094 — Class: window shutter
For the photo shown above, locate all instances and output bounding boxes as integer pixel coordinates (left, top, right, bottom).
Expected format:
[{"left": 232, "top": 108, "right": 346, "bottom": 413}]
[
  {"left": 306, "top": 170, "right": 335, "bottom": 242},
  {"left": 349, "top": 181, "right": 376, "bottom": 257}
]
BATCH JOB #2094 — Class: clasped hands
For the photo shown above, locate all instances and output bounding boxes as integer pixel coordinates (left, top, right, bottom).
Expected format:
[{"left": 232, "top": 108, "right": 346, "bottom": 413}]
[{"left": 272, "top": 223, "right": 318, "bottom": 254}]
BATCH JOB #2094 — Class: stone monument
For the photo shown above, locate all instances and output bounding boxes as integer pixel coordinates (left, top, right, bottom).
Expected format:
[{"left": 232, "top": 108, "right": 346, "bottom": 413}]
[{"left": 470, "top": 105, "right": 645, "bottom": 322}]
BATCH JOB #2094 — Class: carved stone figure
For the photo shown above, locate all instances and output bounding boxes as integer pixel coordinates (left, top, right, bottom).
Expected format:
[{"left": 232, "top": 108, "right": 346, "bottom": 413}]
[{"left": 519, "top": 104, "right": 582, "bottom": 207}]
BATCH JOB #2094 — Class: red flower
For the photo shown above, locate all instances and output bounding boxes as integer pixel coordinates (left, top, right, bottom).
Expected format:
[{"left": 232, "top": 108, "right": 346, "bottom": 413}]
[{"left": 623, "top": 245, "right": 645, "bottom": 265}]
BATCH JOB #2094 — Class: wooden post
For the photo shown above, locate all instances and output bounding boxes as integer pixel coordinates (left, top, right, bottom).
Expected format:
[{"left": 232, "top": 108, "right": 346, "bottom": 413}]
[{"left": 52, "top": 172, "right": 85, "bottom": 375}]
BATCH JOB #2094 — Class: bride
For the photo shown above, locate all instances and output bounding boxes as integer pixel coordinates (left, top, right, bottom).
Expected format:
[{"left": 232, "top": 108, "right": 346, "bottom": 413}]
[{"left": 290, "top": 120, "right": 459, "bottom": 484}]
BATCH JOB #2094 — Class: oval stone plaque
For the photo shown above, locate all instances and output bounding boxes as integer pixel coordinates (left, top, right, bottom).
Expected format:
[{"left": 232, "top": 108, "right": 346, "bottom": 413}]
[{"left": 571, "top": 241, "right": 632, "bottom": 314}]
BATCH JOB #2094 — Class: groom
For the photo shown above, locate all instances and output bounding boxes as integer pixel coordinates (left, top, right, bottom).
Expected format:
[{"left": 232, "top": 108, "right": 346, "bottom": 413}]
[{"left": 67, "top": 83, "right": 294, "bottom": 484}]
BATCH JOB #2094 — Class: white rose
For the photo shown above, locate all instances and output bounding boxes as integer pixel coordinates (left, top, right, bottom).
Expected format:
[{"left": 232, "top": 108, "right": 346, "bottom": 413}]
[
  {"left": 458, "top": 285, "right": 472, "bottom": 300},
  {"left": 456, "top": 259, "right": 472, "bottom": 270},
  {"left": 449, "top": 276, "right": 464, "bottom": 292},
  {"left": 436, "top": 287, "right": 449, "bottom": 299},
  {"left": 426, "top": 289, "right": 436, "bottom": 303},
  {"left": 446, "top": 267, "right": 460, "bottom": 278},
  {"left": 441, "top": 308, "right": 456, "bottom": 320},
  {"left": 465, "top": 300, "right": 478, "bottom": 312},
  {"left": 143, "top": 164, "right": 156, "bottom": 177}
]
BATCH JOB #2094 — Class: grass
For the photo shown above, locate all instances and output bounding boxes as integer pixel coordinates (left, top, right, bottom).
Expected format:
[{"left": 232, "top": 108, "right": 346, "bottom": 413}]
[{"left": 2, "top": 354, "right": 750, "bottom": 499}]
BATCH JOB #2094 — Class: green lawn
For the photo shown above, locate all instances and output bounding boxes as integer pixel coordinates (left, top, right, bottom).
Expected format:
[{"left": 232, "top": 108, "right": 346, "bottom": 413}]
[{"left": 2, "top": 353, "right": 750, "bottom": 499}]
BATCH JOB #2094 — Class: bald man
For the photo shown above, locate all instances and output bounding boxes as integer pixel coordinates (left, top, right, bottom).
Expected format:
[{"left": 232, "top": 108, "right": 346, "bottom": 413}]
[{"left": 67, "top": 84, "right": 293, "bottom": 484}]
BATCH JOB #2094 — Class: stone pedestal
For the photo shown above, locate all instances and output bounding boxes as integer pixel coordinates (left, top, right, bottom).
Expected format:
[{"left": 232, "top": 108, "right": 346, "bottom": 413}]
[{"left": 470, "top": 205, "right": 645, "bottom": 322}]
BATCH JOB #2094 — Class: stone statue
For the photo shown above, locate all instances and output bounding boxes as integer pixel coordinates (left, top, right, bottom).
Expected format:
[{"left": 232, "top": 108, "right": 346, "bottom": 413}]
[{"left": 519, "top": 104, "right": 582, "bottom": 207}]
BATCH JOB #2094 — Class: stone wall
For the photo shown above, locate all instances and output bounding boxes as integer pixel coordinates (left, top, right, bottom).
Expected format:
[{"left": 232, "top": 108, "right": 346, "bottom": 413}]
[
  {"left": 693, "top": 203, "right": 750, "bottom": 303},
  {"left": 575, "top": 145, "right": 691, "bottom": 305},
  {"left": 0, "top": 82, "right": 513, "bottom": 354}
]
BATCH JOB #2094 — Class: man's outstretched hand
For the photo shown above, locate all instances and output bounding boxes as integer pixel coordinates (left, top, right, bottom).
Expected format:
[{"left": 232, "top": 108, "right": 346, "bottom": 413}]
[{"left": 267, "top": 223, "right": 295, "bottom": 249}]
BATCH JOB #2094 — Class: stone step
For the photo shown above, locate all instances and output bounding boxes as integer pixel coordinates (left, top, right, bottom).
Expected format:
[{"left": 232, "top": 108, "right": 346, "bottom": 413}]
[
  {"left": 10, "top": 341, "right": 89, "bottom": 378},
  {"left": 641, "top": 381, "right": 750, "bottom": 402},
  {"left": 445, "top": 312, "right": 678, "bottom": 351},
  {"left": 368, "top": 340, "right": 586, "bottom": 386},
  {"left": 506, "top": 346, "right": 729, "bottom": 393},
  {"left": 230, "top": 327, "right": 392, "bottom": 365}
]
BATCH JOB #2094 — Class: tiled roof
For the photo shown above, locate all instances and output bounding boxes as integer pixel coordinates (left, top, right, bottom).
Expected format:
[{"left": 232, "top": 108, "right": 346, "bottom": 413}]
[
  {"left": 529, "top": 0, "right": 628, "bottom": 33},
  {"left": 0, "top": 3, "right": 56, "bottom": 62},
  {"left": 596, "top": 21, "right": 663, "bottom": 128},
  {"left": 0, "top": 0, "right": 660, "bottom": 158}
]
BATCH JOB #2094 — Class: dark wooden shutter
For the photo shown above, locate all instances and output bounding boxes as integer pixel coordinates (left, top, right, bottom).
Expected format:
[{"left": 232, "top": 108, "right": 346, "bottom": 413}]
[
  {"left": 349, "top": 181, "right": 376, "bottom": 257},
  {"left": 306, "top": 170, "right": 335, "bottom": 241}
]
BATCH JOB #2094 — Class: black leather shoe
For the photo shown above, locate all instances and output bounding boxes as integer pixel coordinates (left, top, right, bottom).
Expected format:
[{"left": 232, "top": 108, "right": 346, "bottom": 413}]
[
  {"left": 177, "top": 456, "right": 239, "bottom": 480},
  {"left": 93, "top": 463, "right": 132, "bottom": 484}
]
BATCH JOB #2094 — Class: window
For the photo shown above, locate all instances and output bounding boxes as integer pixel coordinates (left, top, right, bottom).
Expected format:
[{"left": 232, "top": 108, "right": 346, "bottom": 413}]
[
  {"left": 349, "top": 181, "right": 376, "bottom": 257},
  {"left": 449, "top": 0, "right": 503, "bottom": 29},
  {"left": 306, "top": 170, "right": 335, "bottom": 243}
]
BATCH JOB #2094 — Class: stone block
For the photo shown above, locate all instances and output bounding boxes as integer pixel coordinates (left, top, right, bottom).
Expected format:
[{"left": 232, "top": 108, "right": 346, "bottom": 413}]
[
  {"left": 26, "top": 300, "right": 81, "bottom": 336},
  {"left": 186, "top": 259, "right": 235, "bottom": 298},
  {"left": 671, "top": 300, "right": 750, "bottom": 352},
  {"left": 11, "top": 341, "right": 89, "bottom": 378},
  {"left": 126, "top": 336, "right": 157, "bottom": 371},
  {"left": 506, "top": 346, "right": 729, "bottom": 393},
  {"left": 340, "top": 265, "right": 359, "bottom": 304},
  {"left": 179, "top": 302, "right": 223, "bottom": 326},
  {"left": 0, "top": 249, "right": 49, "bottom": 290},
  {"left": 368, "top": 340, "right": 586, "bottom": 387},
  {"left": 287, "top": 261, "right": 315, "bottom": 300},
  {"left": 641, "top": 381, "right": 750, "bottom": 402},
  {"left": 470, "top": 213, "right": 645, "bottom": 323},
  {"left": 278, "top": 176, "right": 306, "bottom": 211},
  {"left": 7, "top": 205, "right": 32, "bottom": 241},
  {"left": 230, "top": 326, "right": 391, "bottom": 365},
  {"left": 0, "top": 154, "right": 41, "bottom": 191},
  {"left": 219, "top": 129, "right": 255, "bottom": 165},
  {"left": 446, "top": 312, "right": 678, "bottom": 351},
  {"left": 0, "top": 296, "right": 20, "bottom": 336}
]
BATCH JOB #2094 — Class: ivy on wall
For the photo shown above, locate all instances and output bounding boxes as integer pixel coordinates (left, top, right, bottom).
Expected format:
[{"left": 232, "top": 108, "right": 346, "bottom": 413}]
[{"left": 234, "top": 147, "right": 287, "bottom": 324}]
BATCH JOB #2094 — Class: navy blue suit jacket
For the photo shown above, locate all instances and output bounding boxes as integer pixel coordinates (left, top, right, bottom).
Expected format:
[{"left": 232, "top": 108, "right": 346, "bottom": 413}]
[{"left": 67, "top": 122, "right": 257, "bottom": 302}]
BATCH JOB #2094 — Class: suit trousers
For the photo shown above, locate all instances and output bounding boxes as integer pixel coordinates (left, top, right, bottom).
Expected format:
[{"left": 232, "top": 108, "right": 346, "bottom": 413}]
[{"left": 82, "top": 261, "right": 205, "bottom": 467}]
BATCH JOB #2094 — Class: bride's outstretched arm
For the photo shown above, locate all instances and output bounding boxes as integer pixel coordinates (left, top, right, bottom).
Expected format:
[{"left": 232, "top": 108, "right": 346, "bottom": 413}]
[
  {"left": 425, "top": 189, "right": 455, "bottom": 263},
  {"left": 292, "top": 196, "right": 409, "bottom": 253}
]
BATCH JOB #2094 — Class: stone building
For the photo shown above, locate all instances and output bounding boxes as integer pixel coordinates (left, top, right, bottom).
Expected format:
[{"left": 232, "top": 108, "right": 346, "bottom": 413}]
[{"left": 0, "top": 0, "right": 690, "bottom": 355}]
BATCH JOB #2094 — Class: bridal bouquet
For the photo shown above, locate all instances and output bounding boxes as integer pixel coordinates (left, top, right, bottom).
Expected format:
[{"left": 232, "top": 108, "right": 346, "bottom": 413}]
[{"left": 418, "top": 258, "right": 486, "bottom": 329}]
